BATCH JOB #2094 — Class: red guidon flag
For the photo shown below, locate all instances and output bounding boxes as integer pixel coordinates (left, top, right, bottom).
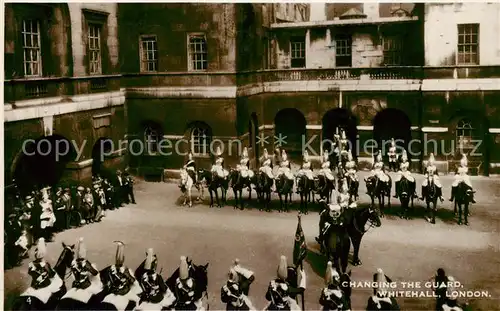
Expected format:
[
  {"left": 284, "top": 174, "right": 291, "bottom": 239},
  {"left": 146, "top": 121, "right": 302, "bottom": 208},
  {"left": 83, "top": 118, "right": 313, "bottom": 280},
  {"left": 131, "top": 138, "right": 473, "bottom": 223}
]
[{"left": 293, "top": 215, "right": 307, "bottom": 266}]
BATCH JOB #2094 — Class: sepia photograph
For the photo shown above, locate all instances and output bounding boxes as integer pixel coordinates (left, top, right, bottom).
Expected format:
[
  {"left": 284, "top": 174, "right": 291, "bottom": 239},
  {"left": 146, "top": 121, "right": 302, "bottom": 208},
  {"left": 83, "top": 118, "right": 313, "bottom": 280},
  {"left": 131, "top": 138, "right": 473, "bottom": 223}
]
[{"left": 2, "top": 1, "right": 500, "bottom": 310}]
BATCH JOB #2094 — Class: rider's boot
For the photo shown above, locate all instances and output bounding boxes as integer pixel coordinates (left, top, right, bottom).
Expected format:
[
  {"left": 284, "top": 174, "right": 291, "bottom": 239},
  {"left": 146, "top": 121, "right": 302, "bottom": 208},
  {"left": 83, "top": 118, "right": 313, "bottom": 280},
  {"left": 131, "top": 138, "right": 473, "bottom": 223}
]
[
  {"left": 393, "top": 182, "right": 399, "bottom": 199},
  {"left": 449, "top": 186, "right": 456, "bottom": 202},
  {"left": 469, "top": 186, "right": 476, "bottom": 203},
  {"left": 437, "top": 187, "right": 444, "bottom": 202},
  {"left": 420, "top": 186, "right": 427, "bottom": 201}
]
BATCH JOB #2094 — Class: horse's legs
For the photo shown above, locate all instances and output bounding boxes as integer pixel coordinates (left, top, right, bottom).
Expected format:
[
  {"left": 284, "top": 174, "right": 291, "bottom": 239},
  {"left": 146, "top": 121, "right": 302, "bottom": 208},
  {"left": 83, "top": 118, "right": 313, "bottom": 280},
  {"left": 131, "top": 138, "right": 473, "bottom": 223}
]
[
  {"left": 457, "top": 203, "right": 463, "bottom": 225},
  {"left": 464, "top": 203, "right": 469, "bottom": 225},
  {"left": 240, "top": 190, "right": 245, "bottom": 210},
  {"left": 431, "top": 201, "right": 436, "bottom": 224},
  {"left": 232, "top": 188, "right": 238, "bottom": 209},
  {"left": 350, "top": 234, "right": 362, "bottom": 266}
]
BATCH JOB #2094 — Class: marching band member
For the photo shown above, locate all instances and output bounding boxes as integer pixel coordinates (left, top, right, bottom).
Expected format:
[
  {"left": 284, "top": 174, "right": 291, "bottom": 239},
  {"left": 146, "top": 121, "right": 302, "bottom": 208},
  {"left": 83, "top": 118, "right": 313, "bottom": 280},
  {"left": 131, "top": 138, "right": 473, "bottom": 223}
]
[
  {"left": 366, "top": 268, "right": 398, "bottom": 310},
  {"left": 175, "top": 256, "right": 202, "bottom": 310},
  {"left": 450, "top": 154, "right": 476, "bottom": 203},
  {"left": 319, "top": 261, "right": 347, "bottom": 311},
  {"left": 388, "top": 138, "right": 398, "bottom": 170},
  {"left": 212, "top": 147, "right": 229, "bottom": 178},
  {"left": 184, "top": 152, "right": 198, "bottom": 184},
  {"left": 275, "top": 150, "right": 294, "bottom": 182},
  {"left": 319, "top": 151, "right": 335, "bottom": 182},
  {"left": 393, "top": 159, "right": 415, "bottom": 199},
  {"left": 136, "top": 248, "right": 176, "bottom": 310},
  {"left": 316, "top": 202, "right": 344, "bottom": 245},
  {"left": 62, "top": 237, "right": 103, "bottom": 303},
  {"left": 264, "top": 256, "right": 302, "bottom": 311},
  {"left": 259, "top": 148, "right": 274, "bottom": 179},
  {"left": 337, "top": 181, "right": 350, "bottom": 210},
  {"left": 296, "top": 150, "right": 314, "bottom": 193},
  {"left": 21, "top": 238, "right": 64, "bottom": 304},
  {"left": 238, "top": 147, "right": 254, "bottom": 179},
  {"left": 221, "top": 267, "right": 256, "bottom": 311},
  {"left": 420, "top": 153, "right": 444, "bottom": 201}
]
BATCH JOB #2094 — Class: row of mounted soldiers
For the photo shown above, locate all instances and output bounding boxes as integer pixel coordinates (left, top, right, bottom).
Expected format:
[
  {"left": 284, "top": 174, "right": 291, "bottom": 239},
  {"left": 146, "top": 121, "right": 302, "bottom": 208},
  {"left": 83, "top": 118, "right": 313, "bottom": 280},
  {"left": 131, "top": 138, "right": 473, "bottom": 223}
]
[
  {"left": 14, "top": 237, "right": 468, "bottom": 311},
  {"left": 4, "top": 169, "right": 136, "bottom": 268}
]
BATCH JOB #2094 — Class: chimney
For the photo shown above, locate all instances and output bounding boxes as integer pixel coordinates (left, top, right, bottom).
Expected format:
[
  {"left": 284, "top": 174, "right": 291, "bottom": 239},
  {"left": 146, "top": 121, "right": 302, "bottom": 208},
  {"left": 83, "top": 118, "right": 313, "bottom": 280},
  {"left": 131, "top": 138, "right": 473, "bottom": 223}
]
[
  {"left": 310, "top": 3, "right": 326, "bottom": 21},
  {"left": 363, "top": 3, "right": 379, "bottom": 19}
]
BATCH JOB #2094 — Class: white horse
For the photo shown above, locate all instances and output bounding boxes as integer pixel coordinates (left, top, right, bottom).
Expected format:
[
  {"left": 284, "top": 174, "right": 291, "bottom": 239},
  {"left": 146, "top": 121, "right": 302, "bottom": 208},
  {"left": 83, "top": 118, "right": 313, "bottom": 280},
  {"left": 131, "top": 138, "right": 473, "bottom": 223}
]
[{"left": 180, "top": 168, "right": 195, "bottom": 207}]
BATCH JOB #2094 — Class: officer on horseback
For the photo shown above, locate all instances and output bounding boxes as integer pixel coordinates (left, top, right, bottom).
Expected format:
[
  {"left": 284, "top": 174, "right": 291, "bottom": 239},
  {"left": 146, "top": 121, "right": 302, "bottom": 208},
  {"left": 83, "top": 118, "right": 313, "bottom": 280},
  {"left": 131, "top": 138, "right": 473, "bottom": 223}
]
[
  {"left": 184, "top": 152, "right": 199, "bottom": 184},
  {"left": 399, "top": 150, "right": 409, "bottom": 169},
  {"left": 388, "top": 138, "right": 398, "bottom": 171},
  {"left": 366, "top": 268, "right": 399, "bottom": 310},
  {"left": 259, "top": 148, "right": 274, "bottom": 179},
  {"left": 316, "top": 201, "right": 344, "bottom": 246},
  {"left": 420, "top": 153, "right": 444, "bottom": 201},
  {"left": 221, "top": 263, "right": 256, "bottom": 311},
  {"left": 137, "top": 248, "right": 176, "bottom": 309},
  {"left": 450, "top": 154, "right": 476, "bottom": 203},
  {"left": 264, "top": 255, "right": 302, "bottom": 311},
  {"left": 337, "top": 181, "right": 351, "bottom": 210},
  {"left": 237, "top": 147, "right": 254, "bottom": 179},
  {"left": 296, "top": 150, "right": 314, "bottom": 193},
  {"left": 319, "top": 150, "right": 335, "bottom": 182},
  {"left": 275, "top": 150, "right": 294, "bottom": 187},
  {"left": 394, "top": 159, "right": 416, "bottom": 199},
  {"left": 175, "top": 256, "right": 199, "bottom": 309},
  {"left": 319, "top": 261, "right": 347, "bottom": 311},
  {"left": 212, "top": 147, "right": 229, "bottom": 178}
]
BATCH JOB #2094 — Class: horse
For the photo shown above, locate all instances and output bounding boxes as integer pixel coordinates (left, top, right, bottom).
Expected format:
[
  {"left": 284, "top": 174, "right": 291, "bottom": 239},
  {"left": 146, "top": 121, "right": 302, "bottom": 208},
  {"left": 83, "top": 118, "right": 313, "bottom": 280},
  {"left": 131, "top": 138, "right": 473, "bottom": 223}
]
[
  {"left": 315, "top": 175, "right": 335, "bottom": 204},
  {"left": 454, "top": 181, "right": 474, "bottom": 225},
  {"left": 165, "top": 258, "right": 209, "bottom": 310},
  {"left": 199, "top": 169, "right": 229, "bottom": 208},
  {"left": 276, "top": 174, "right": 294, "bottom": 212},
  {"left": 344, "top": 175, "right": 359, "bottom": 203},
  {"left": 256, "top": 171, "right": 273, "bottom": 212},
  {"left": 56, "top": 268, "right": 106, "bottom": 311},
  {"left": 365, "top": 174, "right": 392, "bottom": 216},
  {"left": 395, "top": 175, "right": 416, "bottom": 220},
  {"left": 13, "top": 242, "right": 75, "bottom": 311},
  {"left": 297, "top": 174, "right": 314, "bottom": 214},
  {"left": 322, "top": 220, "right": 351, "bottom": 274},
  {"left": 229, "top": 169, "right": 253, "bottom": 210},
  {"left": 422, "top": 175, "right": 441, "bottom": 224},
  {"left": 95, "top": 265, "right": 143, "bottom": 311},
  {"left": 180, "top": 168, "right": 195, "bottom": 208},
  {"left": 344, "top": 205, "right": 381, "bottom": 267}
]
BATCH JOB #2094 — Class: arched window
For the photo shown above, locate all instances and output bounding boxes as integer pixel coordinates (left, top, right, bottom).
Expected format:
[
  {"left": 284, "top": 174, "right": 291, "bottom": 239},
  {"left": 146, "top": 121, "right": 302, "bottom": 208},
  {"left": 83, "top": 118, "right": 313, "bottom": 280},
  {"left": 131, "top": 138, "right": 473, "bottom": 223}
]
[
  {"left": 456, "top": 118, "right": 474, "bottom": 149},
  {"left": 144, "top": 126, "right": 160, "bottom": 153},
  {"left": 191, "top": 126, "right": 210, "bottom": 155}
]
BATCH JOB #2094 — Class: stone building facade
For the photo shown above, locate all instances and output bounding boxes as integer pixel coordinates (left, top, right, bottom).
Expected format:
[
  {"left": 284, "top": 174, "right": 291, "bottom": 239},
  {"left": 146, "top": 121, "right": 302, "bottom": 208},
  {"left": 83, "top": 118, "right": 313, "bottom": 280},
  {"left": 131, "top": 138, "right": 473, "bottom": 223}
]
[{"left": 4, "top": 3, "right": 500, "bottom": 191}]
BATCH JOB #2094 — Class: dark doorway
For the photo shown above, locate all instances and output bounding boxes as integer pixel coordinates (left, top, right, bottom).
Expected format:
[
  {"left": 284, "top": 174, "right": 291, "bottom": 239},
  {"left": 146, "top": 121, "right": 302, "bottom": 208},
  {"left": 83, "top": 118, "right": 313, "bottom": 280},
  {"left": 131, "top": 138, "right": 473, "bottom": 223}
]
[
  {"left": 92, "top": 138, "right": 114, "bottom": 176},
  {"left": 12, "top": 135, "right": 77, "bottom": 193},
  {"left": 274, "top": 108, "right": 307, "bottom": 158},
  {"left": 322, "top": 108, "right": 358, "bottom": 156},
  {"left": 249, "top": 112, "right": 259, "bottom": 161},
  {"left": 373, "top": 108, "right": 412, "bottom": 156}
]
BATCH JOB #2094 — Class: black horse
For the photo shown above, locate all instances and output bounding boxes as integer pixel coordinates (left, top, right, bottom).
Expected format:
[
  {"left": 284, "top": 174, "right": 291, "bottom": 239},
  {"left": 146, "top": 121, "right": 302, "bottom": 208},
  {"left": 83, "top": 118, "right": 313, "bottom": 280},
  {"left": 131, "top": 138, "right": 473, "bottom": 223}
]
[
  {"left": 13, "top": 242, "right": 75, "bottom": 311},
  {"left": 344, "top": 205, "right": 382, "bottom": 267},
  {"left": 165, "top": 258, "right": 209, "bottom": 310},
  {"left": 256, "top": 171, "right": 273, "bottom": 212},
  {"left": 297, "top": 175, "right": 314, "bottom": 214},
  {"left": 422, "top": 176, "right": 442, "bottom": 224},
  {"left": 276, "top": 175, "right": 294, "bottom": 212},
  {"left": 322, "top": 220, "right": 351, "bottom": 274},
  {"left": 229, "top": 169, "right": 253, "bottom": 210},
  {"left": 454, "top": 181, "right": 474, "bottom": 225},
  {"left": 395, "top": 176, "right": 416, "bottom": 220},
  {"left": 365, "top": 175, "right": 392, "bottom": 216},
  {"left": 199, "top": 169, "right": 229, "bottom": 208},
  {"left": 315, "top": 175, "right": 335, "bottom": 204}
]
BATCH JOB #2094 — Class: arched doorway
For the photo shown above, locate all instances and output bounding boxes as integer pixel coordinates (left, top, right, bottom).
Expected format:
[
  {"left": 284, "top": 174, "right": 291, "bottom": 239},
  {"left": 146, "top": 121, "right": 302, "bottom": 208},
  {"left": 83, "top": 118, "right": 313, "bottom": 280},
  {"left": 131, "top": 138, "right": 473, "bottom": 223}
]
[
  {"left": 12, "top": 134, "right": 77, "bottom": 193},
  {"left": 373, "top": 108, "right": 412, "bottom": 156},
  {"left": 91, "top": 138, "right": 114, "bottom": 176},
  {"left": 248, "top": 112, "right": 259, "bottom": 161},
  {"left": 274, "top": 108, "right": 306, "bottom": 158},
  {"left": 322, "top": 108, "right": 358, "bottom": 156}
]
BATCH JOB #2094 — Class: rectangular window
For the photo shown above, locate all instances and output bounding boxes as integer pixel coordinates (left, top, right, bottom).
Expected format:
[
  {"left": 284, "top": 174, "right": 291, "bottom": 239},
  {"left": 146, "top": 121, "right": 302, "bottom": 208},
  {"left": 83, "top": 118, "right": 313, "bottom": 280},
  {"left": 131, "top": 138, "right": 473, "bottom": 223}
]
[
  {"left": 335, "top": 35, "right": 352, "bottom": 67},
  {"left": 88, "top": 23, "right": 102, "bottom": 74},
  {"left": 22, "top": 20, "right": 42, "bottom": 77},
  {"left": 457, "top": 24, "right": 479, "bottom": 65},
  {"left": 140, "top": 36, "right": 158, "bottom": 72},
  {"left": 290, "top": 37, "right": 306, "bottom": 68},
  {"left": 383, "top": 36, "right": 402, "bottom": 66},
  {"left": 188, "top": 34, "right": 207, "bottom": 71}
]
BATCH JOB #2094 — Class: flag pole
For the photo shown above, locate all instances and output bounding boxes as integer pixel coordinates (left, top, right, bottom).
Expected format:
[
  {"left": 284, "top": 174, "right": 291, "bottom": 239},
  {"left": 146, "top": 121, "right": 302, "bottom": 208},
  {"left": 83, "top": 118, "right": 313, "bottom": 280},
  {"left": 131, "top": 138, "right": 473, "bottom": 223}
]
[{"left": 297, "top": 215, "right": 305, "bottom": 311}]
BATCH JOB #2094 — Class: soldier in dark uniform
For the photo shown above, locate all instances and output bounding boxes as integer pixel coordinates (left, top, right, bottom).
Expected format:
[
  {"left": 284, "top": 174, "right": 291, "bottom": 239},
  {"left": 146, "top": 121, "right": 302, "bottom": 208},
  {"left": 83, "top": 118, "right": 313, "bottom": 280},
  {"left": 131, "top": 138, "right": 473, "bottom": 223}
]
[
  {"left": 175, "top": 256, "right": 199, "bottom": 310},
  {"left": 264, "top": 255, "right": 304, "bottom": 311},
  {"left": 366, "top": 268, "right": 399, "bottom": 310},
  {"left": 102, "top": 178, "right": 116, "bottom": 210},
  {"left": 25, "top": 238, "right": 64, "bottom": 296},
  {"left": 115, "top": 170, "right": 126, "bottom": 206},
  {"left": 221, "top": 260, "right": 256, "bottom": 311},
  {"left": 123, "top": 168, "right": 136, "bottom": 204},
  {"left": 319, "top": 261, "right": 349, "bottom": 311},
  {"left": 70, "top": 237, "right": 99, "bottom": 290},
  {"left": 107, "top": 242, "right": 136, "bottom": 295}
]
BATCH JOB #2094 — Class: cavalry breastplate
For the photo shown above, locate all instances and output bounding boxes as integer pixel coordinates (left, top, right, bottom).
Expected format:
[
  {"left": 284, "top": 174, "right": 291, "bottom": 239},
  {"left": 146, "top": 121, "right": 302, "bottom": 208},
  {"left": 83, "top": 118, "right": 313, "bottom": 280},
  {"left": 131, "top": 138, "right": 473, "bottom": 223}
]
[
  {"left": 240, "top": 159, "right": 249, "bottom": 166},
  {"left": 281, "top": 161, "right": 289, "bottom": 168},
  {"left": 262, "top": 159, "right": 271, "bottom": 166},
  {"left": 142, "top": 274, "right": 163, "bottom": 302},
  {"left": 322, "top": 162, "right": 330, "bottom": 169},
  {"left": 302, "top": 162, "right": 311, "bottom": 169}
]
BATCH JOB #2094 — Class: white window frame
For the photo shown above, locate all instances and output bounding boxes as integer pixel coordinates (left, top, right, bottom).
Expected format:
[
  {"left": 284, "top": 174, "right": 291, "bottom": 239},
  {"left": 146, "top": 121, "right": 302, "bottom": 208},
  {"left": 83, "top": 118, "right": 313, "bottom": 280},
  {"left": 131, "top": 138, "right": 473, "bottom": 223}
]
[
  {"left": 335, "top": 38, "right": 351, "bottom": 57},
  {"left": 382, "top": 36, "right": 402, "bottom": 66},
  {"left": 191, "top": 127, "right": 210, "bottom": 156},
  {"left": 290, "top": 37, "right": 306, "bottom": 68},
  {"left": 187, "top": 33, "right": 208, "bottom": 71},
  {"left": 139, "top": 35, "right": 158, "bottom": 72},
  {"left": 88, "top": 23, "right": 102, "bottom": 75},
  {"left": 456, "top": 119, "right": 474, "bottom": 149},
  {"left": 22, "top": 20, "right": 42, "bottom": 77},
  {"left": 144, "top": 126, "right": 160, "bottom": 154},
  {"left": 457, "top": 23, "right": 479, "bottom": 65}
]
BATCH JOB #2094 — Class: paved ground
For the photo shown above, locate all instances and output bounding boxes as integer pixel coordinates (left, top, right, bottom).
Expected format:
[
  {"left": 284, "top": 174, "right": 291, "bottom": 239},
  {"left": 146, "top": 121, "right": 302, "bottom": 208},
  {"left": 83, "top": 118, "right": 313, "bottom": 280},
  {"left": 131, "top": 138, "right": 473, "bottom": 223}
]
[{"left": 4, "top": 172, "right": 500, "bottom": 311}]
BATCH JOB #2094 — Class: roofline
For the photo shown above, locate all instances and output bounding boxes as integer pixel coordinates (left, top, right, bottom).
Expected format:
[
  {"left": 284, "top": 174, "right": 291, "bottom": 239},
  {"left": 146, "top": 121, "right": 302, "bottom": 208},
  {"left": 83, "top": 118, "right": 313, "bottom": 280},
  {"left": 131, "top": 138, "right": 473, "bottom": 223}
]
[{"left": 270, "top": 16, "right": 419, "bottom": 29}]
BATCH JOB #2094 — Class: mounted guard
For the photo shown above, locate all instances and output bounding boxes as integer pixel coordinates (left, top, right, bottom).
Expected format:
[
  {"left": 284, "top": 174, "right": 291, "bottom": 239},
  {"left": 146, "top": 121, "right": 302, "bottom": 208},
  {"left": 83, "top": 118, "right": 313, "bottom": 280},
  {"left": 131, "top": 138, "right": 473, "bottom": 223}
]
[
  {"left": 420, "top": 153, "right": 444, "bottom": 201},
  {"left": 319, "top": 150, "right": 335, "bottom": 182},
  {"left": 365, "top": 152, "right": 390, "bottom": 187},
  {"left": 296, "top": 150, "right": 315, "bottom": 193},
  {"left": 175, "top": 256, "right": 203, "bottom": 310},
  {"left": 319, "top": 261, "right": 348, "bottom": 311},
  {"left": 259, "top": 148, "right": 274, "bottom": 179},
  {"left": 394, "top": 157, "right": 416, "bottom": 198},
  {"left": 345, "top": 150, "right": 358, "bottom": 181},
  {"left": 388, "top": 138, "right": 398, "bottom": 171},
  {"left": 339, "top": 130, "right": 349, "bottom": 164},
  {"left": 275, "top": 150, "right": 294, "bottom": 181},
  {"left": 366, "top": 268, "right": 399, "bottom": 310},
  {"left": 450, "top": 154, "right": 476, "bottom": 203},
  {"left": 221, "top": 264, "right": 256, "bottom": 311},
  {"left": 337, "top": 181, "right": 351, "bottom": 211},
  {"left": 184, "top": 152, "right": 198, "bottom": 184},
  {"left": 316, "top": 201, "right": 345, "bottom": 246},
  {"left": 212, "top": 147, "right": 229, "bottom": 179},
  {"left": 441, "top": 277, "right": 463, "bottom": 311},
  {"left": 399, "top": 150, "right": 409, "bottom": 169},
  {"left": 136, "top": 248, "right": 176, "bottom": 310},
  {"left": 264, "top": 256, "right": 302, "bottom": 311},
  {"left": 237, "top": 147, "right": 254, "bottom": 179},
  {"left": 21, "top": 238, "right": 64, "bottom": 304}
]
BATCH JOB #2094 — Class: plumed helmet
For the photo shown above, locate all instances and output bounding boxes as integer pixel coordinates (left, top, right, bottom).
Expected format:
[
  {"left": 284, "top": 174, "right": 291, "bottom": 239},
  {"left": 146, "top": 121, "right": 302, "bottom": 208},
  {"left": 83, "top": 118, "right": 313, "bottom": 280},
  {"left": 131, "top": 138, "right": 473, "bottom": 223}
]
[
  {"left": 25, "top": 195, "right": 33, "bottom": 202},
  {"left": 376, "top": 153, "right": 383, "bottom": 162},
  {"left": 402, "top": 150, "right": 407, "bottom": 157},
  {"left": 228, "top": 267, "right": 239, "bottom": 283},
  {"left": 188, "top": 152, "right": 193, "bottom": 160},
  {"left": 242, "top": 147, "right": 248, "bottom": 158},
  {"left": 303, "top": 151, "right": 309, "bottom": 162},
  {"left": 324, "top": 261, "right": 340, "bottom": 286},
  {"left": 460, "top": 154, "right": 468, "bottom": 167},
  {"left": 233, "top": 258, "right": 254, "bottom": 279},
  {"left": 277, "top": 255, "right": 288, "bottom": 281},
  {"left": 374, "top": 268, "right": 389, "bottom": 296},
  {"left": 179, "top": 256, "right": 189, "bottom": 280},
  {"left": 428, "top": 153, "right": 435, "bottom": 165},
  {"left": 263, "top": 148, "right": 268, "bottom": 156},
  {"left": 391, "top": 138, "right": 395, "bottom": 146},
  {"left": 114, "top": 241, "right": 125, "bottom": 266},
  {"left": 281, "top": 150, "right": 287, "bottom": 161},
  {"left": 341, "top": 129, "right": 346, "bottom": 139},
  {"left": 216, "top": 146, "right": 222, "bottom": 156},
  {"left": 347, "top": 150, "right": 353, "bottom": 161},
  {"left": 76, "top": 237, "right": 86, "bottom": 259},
  {"left": 144, "top": 248, "right": 157, "bottom": 271},
  {"left": 401, "top": 162, "right": 409, "bottom": 170},
  {"left": 35, "top": 238, "right": 46, "bottom": 259}
]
